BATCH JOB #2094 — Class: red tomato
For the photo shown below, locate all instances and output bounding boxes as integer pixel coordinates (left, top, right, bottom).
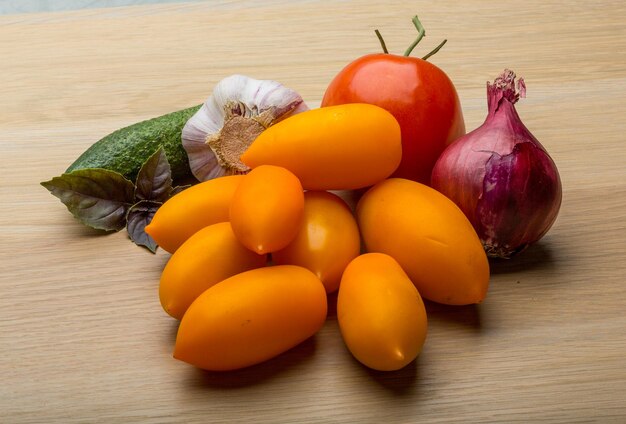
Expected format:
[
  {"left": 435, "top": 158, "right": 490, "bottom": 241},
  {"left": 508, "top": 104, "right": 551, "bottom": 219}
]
[{"left": 322, "top": 36, "right": 465, "bottom": 185}]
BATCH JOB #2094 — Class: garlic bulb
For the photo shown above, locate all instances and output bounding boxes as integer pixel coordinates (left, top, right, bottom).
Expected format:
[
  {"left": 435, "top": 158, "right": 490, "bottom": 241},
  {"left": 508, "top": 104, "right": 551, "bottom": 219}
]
[{"left": 182, "top": 75, "right": 309, "bottom": 181}]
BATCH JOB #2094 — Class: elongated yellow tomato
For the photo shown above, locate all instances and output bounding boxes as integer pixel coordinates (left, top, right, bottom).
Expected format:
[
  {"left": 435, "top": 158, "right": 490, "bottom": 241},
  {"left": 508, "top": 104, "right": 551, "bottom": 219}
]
[
  {"left": 174, "top": 265, "right": 328, "bottom": 371},
  {"left": 357, "top": 178, "right": 489, "bottom": 305},
  {"left": 273, "top": 191, "right": 360, "bottom": 293},
  {"left": 338, "top": 253, "right": 427, "bottom": 371},
  {"left": 229, "top": 165, "right": 304, "bottom": 254},
  {"left": 240, "top": 104, "right": 402, "bottom": 190},
  {"left": 145, "top": 175, "right": 243, "bottom": 253},
  {"left": 159, "top": 222, "right": 266, "bottom": 320}
]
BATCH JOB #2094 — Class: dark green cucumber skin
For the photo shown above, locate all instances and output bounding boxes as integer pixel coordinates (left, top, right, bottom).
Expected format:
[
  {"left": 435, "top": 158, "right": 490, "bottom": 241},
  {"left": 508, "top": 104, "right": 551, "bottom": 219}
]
[{"left": 67, "top": 105, "right": 202, "bottom": 183}]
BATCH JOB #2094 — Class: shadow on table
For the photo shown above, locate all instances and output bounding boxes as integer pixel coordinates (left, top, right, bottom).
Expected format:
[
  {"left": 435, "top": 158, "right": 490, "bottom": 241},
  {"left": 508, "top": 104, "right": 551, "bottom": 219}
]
[
  {"left": 358, "top": 358, "right": 419, "bottom": 396},
  {"left": 488, "top": 241, "right": 558, "bottom": 275},
  {"left": 185, "top": 335, "right": 319, "bottom": 389},
  {"left": 425, "top": 301, "right": 483, "bottom": 334}
]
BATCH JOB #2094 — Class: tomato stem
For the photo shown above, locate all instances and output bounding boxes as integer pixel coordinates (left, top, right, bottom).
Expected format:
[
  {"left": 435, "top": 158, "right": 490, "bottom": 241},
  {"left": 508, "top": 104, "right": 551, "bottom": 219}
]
[
  {"left": 403, "top": 15, "right": 426, "bottom": 56},
  {"left": 374, "top": 29, "right": 389, "bottom": 54},
  {"left": 422, "top": 39, "right": 447, "bottom": 61}
]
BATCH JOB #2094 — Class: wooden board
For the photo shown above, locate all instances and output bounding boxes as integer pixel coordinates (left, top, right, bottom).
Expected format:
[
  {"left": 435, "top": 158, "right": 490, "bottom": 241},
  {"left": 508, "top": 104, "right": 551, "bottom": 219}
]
[{"left": 1, "top": 1, "right": 625, "bottom": 422}]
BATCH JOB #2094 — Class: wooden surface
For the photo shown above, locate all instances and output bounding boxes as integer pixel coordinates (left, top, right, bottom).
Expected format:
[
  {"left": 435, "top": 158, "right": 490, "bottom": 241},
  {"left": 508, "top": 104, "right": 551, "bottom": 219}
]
[{"left": 2, "top": 1, "right": 625, "bottom": 422}]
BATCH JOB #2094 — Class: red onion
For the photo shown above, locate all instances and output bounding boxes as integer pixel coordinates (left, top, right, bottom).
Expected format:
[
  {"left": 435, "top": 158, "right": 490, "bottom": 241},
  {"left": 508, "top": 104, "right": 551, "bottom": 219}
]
[{"left": 431, "top": 69, "right": 562, "bottom": 258}]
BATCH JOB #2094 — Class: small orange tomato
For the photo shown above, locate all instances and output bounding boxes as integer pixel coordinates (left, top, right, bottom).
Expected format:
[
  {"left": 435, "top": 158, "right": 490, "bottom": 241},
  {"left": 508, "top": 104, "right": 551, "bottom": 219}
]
[
  {"left": 338, "top": 253, "right": 427, "bottom": 371},
  {"left": 159, "top": 222, "right": 266, "bottom": 320},
  {"left": 145, "top": 175, "right": 244, "bottom": 253},
  {"left": 241, "top": 104, "right": 401, "bottom": 190},
  {"left": 174, "top": 265, "right": 328, "bottom": 371},
  {"left": 357, "top": 178, "right": 490, "bottom": 305},
  {"left": 229, "top": 165, "right": 304, "bottom": 254},
  {"left": 273, "top": 191, "right": 360, "bottom": 293}
]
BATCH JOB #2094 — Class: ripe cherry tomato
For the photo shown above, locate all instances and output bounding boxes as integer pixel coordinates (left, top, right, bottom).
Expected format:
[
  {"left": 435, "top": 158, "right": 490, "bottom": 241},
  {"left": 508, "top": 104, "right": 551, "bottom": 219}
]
[{"left": 322, "top": 16, "right": 465, "bottom": 185}]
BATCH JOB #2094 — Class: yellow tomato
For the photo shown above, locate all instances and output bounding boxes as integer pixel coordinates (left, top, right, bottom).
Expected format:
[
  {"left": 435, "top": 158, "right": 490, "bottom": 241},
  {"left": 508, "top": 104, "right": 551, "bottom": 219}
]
[
  {"left": 338, "top": 253, "right": 427, "bottom": 371},
  {"left": 357, "top": 178, "right": 489, "bottom": 305},
  {"left": 241, "top": 104, "right": 401, "bottom": 190},
  {"left": 145, "top": 175, "right": 243, "bottom": 253},
  {"left": 174, "top": 265, "right": 328, "bottom": 371},
  {"left": 229, "top": 165, "right": 304, "bottom": 254},
  {"left": 273, "top": 191, "right": 360, "bottom": 293},
  {"left": 159, "top": 222, "right": 266, "bottom": 320}
]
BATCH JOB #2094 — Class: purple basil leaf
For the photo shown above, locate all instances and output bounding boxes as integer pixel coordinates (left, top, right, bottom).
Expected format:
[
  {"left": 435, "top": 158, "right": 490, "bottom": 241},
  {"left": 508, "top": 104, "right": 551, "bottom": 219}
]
[
  {"left": 41, "top": 169, "right": 135, "bottom": 231},
  {"left": 170, "top": 184, "right": 191, "bottom": 197},
  {"left": 126, "top": 200, "right": 161, "bottom": 253},
  {"left": 135, "top": 146, "right": 173, "bottom": 202}
]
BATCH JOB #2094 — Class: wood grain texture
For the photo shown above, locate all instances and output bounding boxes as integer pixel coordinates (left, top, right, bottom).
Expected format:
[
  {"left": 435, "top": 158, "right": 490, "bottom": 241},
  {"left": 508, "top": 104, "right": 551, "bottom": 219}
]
[{"left": 1, "top": 1, "right": 625, "bottom": 422}]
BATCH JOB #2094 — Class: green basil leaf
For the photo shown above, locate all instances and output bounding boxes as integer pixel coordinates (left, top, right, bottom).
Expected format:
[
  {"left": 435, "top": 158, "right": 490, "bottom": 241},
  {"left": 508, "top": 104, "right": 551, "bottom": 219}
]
[
  {"left": 126, "top": 200, "right": 160, "bottom": 253},
  {"left": 135, "top": 146, "right": 172, "bottom": 202},
  {"left": 41, "top": 169, "right": 135, "bottom": 231}
]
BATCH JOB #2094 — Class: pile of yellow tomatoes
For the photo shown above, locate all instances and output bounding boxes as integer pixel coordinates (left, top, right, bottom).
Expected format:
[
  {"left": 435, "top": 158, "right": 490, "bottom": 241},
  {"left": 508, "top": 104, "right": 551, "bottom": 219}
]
[{"left": 146, "top": 103, "right": 489, "bottom": 372}]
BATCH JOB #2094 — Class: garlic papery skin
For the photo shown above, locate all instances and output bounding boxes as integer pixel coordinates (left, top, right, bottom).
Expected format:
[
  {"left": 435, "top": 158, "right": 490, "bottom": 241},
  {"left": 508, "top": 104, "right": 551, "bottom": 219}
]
[{"left": 182, "top": 75, "right": 309, "bottom": 181}]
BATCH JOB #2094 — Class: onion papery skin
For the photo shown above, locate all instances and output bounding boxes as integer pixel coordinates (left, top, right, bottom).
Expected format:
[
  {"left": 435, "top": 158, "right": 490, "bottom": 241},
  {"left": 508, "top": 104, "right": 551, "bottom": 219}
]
[{"left": 431, "top": 70, "right": 562, "bottom": 259}]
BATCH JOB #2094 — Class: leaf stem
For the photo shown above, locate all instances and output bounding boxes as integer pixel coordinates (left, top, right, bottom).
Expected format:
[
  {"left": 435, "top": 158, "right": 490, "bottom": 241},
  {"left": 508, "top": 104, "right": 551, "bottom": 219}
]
[
  {"left": 422, "top": 39, "right": 447, "bottom": 61},
  {"left": 403, "top": 15, "right": 426, "bottom": 56},
  {"left": 374, "top": 29, "right": 389, "bottom": 54}
]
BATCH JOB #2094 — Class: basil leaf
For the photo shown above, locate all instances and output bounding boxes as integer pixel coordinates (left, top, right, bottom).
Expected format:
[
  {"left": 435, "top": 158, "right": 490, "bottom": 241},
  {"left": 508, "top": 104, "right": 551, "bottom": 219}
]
[
  {"left": 41, "top": 169, "right": 135, "bottom": 231},
  {"left": 170, "top": 184, "right": 191, "bottom": 196},
  {"left": 126, "top": 200, "right": 161, "bottom": 253},
  {"left": 135, "top": 146, "right": 172, "bottom": 202}
]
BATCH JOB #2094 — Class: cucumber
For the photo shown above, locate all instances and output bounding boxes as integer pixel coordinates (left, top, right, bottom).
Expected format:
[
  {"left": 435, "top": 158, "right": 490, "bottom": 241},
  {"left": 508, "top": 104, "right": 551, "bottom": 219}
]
[{"left": 67, "top": 105, "right": 201, "bottom": 183}]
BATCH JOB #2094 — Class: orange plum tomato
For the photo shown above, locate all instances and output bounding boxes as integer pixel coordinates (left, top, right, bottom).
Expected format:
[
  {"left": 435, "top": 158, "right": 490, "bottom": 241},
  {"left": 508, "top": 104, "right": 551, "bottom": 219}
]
[
  {"left": 174, "top": 265, "right": 327, "bottom": 371},
  {"left": 273, "top": 191, "right": 360, "bottom": 293},
  {"left": 159, "top": 222, "right": 266, "bottom": 320},
  {"left": 241, "top": 104, "right": 401, "bottom": 190},
  {"left": 356, "top": 178, "right": 489, "bottom": 305},
  {"left": 338, "top": 253, "right": 427, "bottom": 371},
  {"left": 145, "top": 175, "right": 244, "bottom": 253},
  {"left": 229, "top": 165, "right": 304, "bottom": 254}
]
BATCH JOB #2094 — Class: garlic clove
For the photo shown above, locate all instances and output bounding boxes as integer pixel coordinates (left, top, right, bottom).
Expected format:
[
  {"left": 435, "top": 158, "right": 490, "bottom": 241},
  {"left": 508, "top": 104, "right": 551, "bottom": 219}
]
[{"left": 182, "top": 75, "right": 308, "bottom": 181}]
